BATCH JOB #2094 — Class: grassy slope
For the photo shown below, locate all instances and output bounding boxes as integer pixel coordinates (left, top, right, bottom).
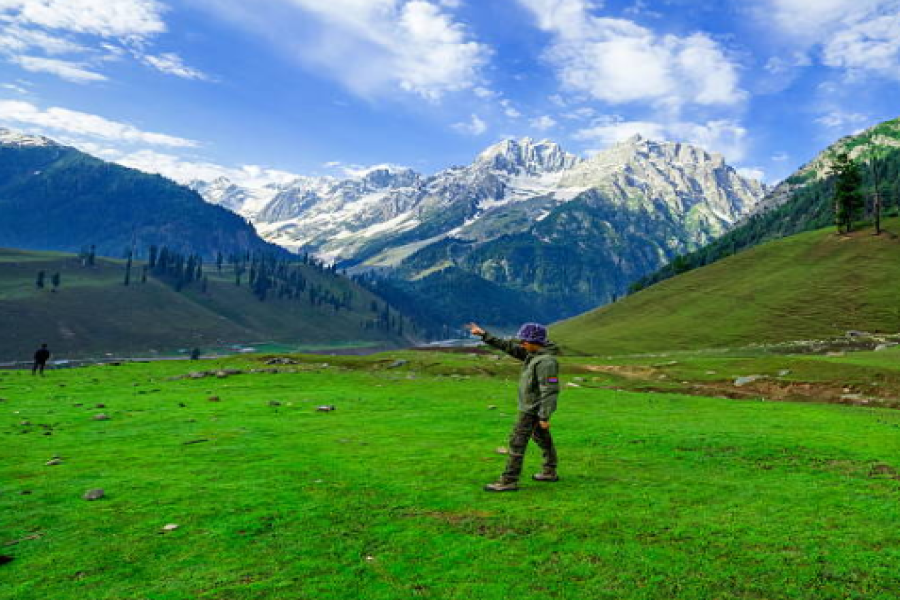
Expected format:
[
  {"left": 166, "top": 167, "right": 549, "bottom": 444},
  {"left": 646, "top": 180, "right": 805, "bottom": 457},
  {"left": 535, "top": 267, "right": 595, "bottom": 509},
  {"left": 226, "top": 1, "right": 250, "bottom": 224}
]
[
  {"left": 3, "top": 351, "right": 900, "bottom": 599},
  {"left": 0, "top": 249, "right": 404, "bottom": 360},
  {"left": 552, "top": 219, "right": 900, "bottom": 356}
]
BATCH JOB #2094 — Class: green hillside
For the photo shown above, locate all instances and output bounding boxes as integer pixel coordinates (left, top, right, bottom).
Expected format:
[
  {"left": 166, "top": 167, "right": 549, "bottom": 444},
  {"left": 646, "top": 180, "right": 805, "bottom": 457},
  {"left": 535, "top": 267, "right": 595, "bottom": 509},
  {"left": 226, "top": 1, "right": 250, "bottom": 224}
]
[
  {"left": 552, "top": 219, "right": 900, "bottom": 356},
  {"left": 631, "top": 117, "right": 900, "bottom": 293},
  {"left": 0, "top": 248, "right": 412, "bottom": 361},
  {"left": 0, "top": 137, "right": 285, "bottom": 258}
]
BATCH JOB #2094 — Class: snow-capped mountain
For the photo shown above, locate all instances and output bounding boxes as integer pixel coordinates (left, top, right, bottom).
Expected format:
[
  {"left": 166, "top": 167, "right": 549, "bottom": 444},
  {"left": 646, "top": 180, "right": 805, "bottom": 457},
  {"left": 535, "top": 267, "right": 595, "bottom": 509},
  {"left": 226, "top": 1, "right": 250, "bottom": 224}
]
[
  {"left": 0, "top": 128, "right": 59, "bottom": 148},
  {"left": 194, "top": 136, "right": 763, "bottom": 267},
  {"left": 191, "top": 136, "right": 767, "bottom": 325}
]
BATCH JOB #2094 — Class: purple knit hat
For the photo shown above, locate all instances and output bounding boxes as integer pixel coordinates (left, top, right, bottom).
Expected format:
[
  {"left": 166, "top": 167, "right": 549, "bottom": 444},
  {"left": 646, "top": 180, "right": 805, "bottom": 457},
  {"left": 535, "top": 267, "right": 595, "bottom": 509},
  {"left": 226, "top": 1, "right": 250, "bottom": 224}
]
[{"left": 516, "top": 322, "right": 548, "bottom": 345}]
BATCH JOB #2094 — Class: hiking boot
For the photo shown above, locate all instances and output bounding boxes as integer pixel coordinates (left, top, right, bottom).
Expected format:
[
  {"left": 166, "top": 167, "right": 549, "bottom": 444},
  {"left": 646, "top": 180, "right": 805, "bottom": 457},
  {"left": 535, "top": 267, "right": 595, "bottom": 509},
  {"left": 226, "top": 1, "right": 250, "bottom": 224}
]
[
  {"left": 483, "top": 480, "right": 519, "bottom": 492},
  {"left": 532, "top": 472, "right": 559, "bottom": 482}
]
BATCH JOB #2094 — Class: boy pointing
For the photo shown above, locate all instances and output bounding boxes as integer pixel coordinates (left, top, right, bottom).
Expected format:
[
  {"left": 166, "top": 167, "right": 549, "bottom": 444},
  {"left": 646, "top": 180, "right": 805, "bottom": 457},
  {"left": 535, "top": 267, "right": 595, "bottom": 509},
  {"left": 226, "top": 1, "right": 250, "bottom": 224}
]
[{"left": 466, "top": 322, "right": 560, "bottom": 492}]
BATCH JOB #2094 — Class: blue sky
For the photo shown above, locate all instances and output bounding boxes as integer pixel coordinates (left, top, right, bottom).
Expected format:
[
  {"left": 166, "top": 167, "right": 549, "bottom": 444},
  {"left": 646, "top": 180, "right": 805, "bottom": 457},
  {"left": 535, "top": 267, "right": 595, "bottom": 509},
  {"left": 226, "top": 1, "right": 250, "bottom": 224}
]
[{"left": 1, "top": 0, "right": 900, "bottom": 187}]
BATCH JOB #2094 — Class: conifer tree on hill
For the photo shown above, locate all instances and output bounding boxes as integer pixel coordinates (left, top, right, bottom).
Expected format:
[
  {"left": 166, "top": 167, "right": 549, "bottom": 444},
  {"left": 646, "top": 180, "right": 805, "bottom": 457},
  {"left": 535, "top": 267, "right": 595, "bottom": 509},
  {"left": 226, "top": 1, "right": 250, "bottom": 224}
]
[{"left": 830, "top": 151, "right": 863, "bottom": 234}]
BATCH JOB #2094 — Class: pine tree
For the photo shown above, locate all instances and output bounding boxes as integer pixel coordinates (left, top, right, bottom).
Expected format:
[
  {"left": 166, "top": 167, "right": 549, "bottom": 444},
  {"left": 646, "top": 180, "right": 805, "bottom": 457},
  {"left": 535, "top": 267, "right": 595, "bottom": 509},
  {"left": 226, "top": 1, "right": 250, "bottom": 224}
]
[
  {"left": 124, "top": 251, "right": 133, "bottom": 286},
  {"left": 35, "top": 270, "right": 45, "bottom": 289},
  {"left": 51, "top": 272, "right": 61, "bottom": 292},
  {"left": 830, "top": 152, "right": 863, "bottom": 233}
]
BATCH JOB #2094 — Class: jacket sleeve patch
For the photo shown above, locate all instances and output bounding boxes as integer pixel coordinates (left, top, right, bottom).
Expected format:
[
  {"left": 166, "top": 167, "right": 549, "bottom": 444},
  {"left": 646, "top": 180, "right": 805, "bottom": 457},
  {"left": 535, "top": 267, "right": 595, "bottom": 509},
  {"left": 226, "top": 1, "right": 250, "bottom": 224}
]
[{"left": 547, "top": 376, "right": 559, "bottom": 383}]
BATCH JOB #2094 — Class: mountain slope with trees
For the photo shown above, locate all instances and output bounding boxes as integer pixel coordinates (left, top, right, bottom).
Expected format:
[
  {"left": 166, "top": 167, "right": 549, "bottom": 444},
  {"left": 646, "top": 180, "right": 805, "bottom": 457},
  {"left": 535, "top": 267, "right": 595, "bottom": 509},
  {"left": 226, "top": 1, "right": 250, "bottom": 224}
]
[
  {"left": 630, "top": 117, "right": 900, "bottom": 292},
  {"left": 0, "top": 247, "right": 413, "bottom": 360},
  {"left": 0, "top": 129, "right": 285, "bottom": 258}
]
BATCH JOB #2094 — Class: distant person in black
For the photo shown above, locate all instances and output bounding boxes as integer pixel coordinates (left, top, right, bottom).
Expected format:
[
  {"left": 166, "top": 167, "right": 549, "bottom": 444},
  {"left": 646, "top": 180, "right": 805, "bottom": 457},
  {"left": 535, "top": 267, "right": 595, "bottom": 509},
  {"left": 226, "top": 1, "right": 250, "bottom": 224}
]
[{"left": 32, "top": 344, "right": 50, "bottom": 376}]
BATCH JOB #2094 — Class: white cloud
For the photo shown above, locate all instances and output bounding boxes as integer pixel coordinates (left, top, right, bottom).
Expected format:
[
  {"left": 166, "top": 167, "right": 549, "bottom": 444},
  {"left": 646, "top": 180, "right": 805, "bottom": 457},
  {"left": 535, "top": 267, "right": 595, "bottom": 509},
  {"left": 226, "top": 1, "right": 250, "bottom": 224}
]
[
  {"left": 139, "top": 52, "right": 212, "bottom": 81},
  {"left": 517, "top": 0, "right": 746, "bottom": 109},
  {"left": 0, "top": 99, "right": 198, "bottom": 147},
  {"left": 110, "top": 149, "right": 301, "bottom": 186},
  {"left": 771, "top": 152, "right": 789, "bottom": 162},
  {"left": 0, "top": 23, "right": 88, "bottom": 54},
  {"left": 737, "top": 166, "right": 766, "bottom": 181},
  {"left": 761, "top": 0, "right": 900, "bottom": 79},
  {"left": 473, "top": 86, "right": 497, "bottom": 98},
  {"left": 10, "top": 55, "right": 107, "bottom": 82},
  {"left": 452, "top": 113, "right": 487, "bottom": 135},
  {"left": 0, "top": 0, "right": 167, "bottom": 38},
  {"left": 1, "top": 82, "right": 30, "bottom": 94},
  {"left": 814, "top": 110, "right": 870, "bottom": 129},
  {"left": 0, "top": 0, "right": 212, "bottom": 83},
  {"left": 823, "top": 14, "right": 900, "bottom": 77},
  {"left": 529, "top": 115, "right": 557, "bottom": 131},
  {"left": 575, "top": 115, "right": 750, "bottom": 162},
  {"left": 195, "top": 0, "right": 489, "bottom": 100},
  {"left": 500, "top": 99, "right": 522, "bottom": 118}
]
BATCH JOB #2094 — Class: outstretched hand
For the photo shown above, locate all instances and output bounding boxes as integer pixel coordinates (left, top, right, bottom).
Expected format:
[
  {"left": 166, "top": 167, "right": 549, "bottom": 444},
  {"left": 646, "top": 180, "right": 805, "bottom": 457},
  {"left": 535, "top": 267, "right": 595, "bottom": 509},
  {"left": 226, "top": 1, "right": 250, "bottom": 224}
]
[{"left": 465, "top": 322, "right": 485, "bottom": 337}]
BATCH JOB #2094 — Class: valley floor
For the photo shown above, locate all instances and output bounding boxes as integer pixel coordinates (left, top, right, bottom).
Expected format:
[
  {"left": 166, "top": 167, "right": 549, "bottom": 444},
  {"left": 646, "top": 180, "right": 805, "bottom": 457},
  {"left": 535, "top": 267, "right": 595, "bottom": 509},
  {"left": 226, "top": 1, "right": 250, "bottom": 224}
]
[{"left": 4, "top": 347, "right": 900, "bottom": 599}]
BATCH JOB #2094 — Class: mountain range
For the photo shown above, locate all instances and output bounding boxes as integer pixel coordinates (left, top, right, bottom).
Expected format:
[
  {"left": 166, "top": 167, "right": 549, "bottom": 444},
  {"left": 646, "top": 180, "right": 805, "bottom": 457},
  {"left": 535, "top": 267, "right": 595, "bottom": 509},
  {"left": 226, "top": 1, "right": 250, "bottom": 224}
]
[{"left": 192, "top": 136, "right": 767, "bottom": 327}]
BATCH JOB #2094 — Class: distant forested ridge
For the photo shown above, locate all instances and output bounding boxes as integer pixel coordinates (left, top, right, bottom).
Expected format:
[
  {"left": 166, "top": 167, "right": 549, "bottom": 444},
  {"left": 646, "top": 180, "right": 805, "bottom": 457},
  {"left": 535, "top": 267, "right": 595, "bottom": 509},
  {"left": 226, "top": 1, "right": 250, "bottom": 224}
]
[{"left": 0, "top": 139, "right": 285, "bottom": 258}]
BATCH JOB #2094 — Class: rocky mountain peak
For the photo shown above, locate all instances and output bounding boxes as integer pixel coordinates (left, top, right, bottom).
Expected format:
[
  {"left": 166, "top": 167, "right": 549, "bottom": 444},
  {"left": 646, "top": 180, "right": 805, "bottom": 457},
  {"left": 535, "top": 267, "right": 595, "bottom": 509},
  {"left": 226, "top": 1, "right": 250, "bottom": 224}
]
[
  {"left": 0, "top": 128, "right": 59, "bottom": 148},
  {"left": 475, "top": 137, "right": 581, "bottom": 175}
]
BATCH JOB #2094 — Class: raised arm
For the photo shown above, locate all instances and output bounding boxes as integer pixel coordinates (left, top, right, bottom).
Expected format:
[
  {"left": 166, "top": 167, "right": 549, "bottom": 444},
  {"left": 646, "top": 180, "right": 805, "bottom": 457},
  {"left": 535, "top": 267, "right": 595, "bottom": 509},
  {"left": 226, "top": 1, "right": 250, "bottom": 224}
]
[{"left": 465, "top": 322, "right": 528, "bottom": 361}]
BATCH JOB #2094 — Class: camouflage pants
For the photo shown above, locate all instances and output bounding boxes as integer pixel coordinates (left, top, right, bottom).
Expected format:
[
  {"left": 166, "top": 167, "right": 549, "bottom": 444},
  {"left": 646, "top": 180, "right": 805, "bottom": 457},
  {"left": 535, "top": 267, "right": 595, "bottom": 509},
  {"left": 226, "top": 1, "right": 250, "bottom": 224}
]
[{"left": 501, "top": 412, "right": 557, "bottom": 483}]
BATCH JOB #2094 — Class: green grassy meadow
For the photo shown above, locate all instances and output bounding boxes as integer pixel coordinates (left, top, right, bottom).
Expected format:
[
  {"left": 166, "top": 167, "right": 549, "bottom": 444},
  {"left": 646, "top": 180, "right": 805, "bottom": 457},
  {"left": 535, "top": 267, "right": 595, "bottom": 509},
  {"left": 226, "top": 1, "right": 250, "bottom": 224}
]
[
  {"left": 553, "top": 220, "right": 900, "bottom": 356},
  {"left": 4, "top": 349, "right": 900, "bottom": 599}
]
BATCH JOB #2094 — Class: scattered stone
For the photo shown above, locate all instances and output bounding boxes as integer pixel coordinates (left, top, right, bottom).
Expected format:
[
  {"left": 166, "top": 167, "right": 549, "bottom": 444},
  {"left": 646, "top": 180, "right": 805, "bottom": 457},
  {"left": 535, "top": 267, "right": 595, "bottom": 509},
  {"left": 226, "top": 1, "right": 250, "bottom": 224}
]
[
  {"left": 387, "top": 359, "right": 409, "bottom": 369},
  {"left": 43, "top": 432, "right": 52, "bottom": 436},
  {"left": 406, "top": 373, "right": 417, "bottom": 380},
  {"left": 45, "top": 458, "right": 62, "bottom": 466},
  {"left": 826, "top": 352, "right": 845, "bottom": 357},
  {"left": 95, "top": 403, "right": 105, "bottom": 409},
  {"left": 73, "top": 403, "right": 83, "bottom": 407},
  {"left": 19, "top": 420, "right": 31, "bottom": 427},
  {"left": 487, "top": 405, "right": 497, "bottom": 410},
  {"left": 178, "top": 402, "right": 187, "bottom": 408},
  {"left": 652, "top": 360, "right": 679, "bottom": 367},
  {"left": 0, "top": 555, "right": 13, "bottom": 565},
  {"left": 19, "top": 490, "right": 32, "bottom": 495},
  {"left": 870, "top": 463, "right": 899, "bottom": 478},
  {"left": 777, "top": 370, "right": 791, "bottom": 377},
  {"left": 734, "top": 375, "right": 765, "bottom": 387},
  {"left": 266, "top": 358, "right": 298, "bottom": 365},
  {"left": 705, "top": 371, "right": 717, "bottom": 375},
  {"left": 875, "top": 344, "right": 895, "bottom": 352},
  {"left": 82, "top": 489, "right": 105, "bottom": 501},
  {"left": 189, "top": 372, "right": 207, "bottom": 379},
  {"left": 161, "top": 523, "right": 180, "bottom": 532},
  {"left": 93, "top": 414, "right": 110, "bottom": 421},
  {"left": 316, "top": 405, "right": 336, "bottom": 412},
  {"left": 495, "top": 447, "right": 508, "bottom": 455},
  {"left": 846, "top": 330, "right": 869, "bottom": 338},
  {"left": 268, "top": 400, "right": 282, "bottom": 407},
  {"left": 841, "top": 393, "right": 864, "bottom": 401},
  {"left": 566, "top": 382, "right": 581, "bottom": 388},
  {"left": 182, "top": 439, "right": 209, "bottom": 445},
  {"left": 572, "top": 377, "right": 586, "bottom": 383},
  {"left": 208, "top": 396, "right": 221, "bottom": 402}
]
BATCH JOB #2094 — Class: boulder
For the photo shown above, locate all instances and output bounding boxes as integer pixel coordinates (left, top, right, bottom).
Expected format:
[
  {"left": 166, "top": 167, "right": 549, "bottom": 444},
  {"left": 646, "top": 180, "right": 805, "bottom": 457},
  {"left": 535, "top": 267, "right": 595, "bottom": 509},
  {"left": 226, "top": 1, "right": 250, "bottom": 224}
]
[{"left": 83, "top": 489, "right": 105, "bottom": 501}]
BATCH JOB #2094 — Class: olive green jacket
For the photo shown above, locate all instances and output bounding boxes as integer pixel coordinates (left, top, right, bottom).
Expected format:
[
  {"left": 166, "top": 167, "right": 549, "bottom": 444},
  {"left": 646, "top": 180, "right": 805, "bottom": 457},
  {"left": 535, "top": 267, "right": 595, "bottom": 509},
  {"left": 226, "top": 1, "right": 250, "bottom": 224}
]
[{"left": 481, "top": 332, "right": 560, "bottom": 421}]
